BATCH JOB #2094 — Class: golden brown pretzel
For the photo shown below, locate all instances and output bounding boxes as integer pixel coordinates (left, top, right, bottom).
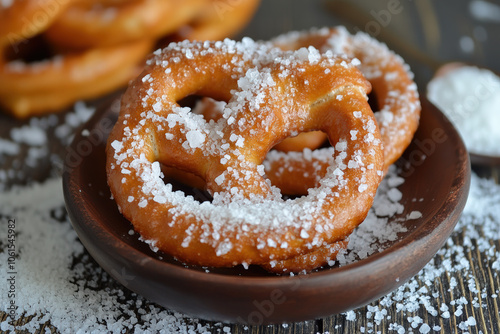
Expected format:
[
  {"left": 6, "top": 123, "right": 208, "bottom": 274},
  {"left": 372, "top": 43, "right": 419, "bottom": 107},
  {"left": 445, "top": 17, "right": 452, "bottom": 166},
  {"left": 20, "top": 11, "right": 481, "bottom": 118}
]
[
  {"left": 45, "top": 0, "right": 208, "bottom": 48},
  {"left": 106, "top": 39, "right": 384, "bottom": 269},
  {"left": 192, "top": 96, "right": 327, "bottom": 153},
  {"left": 1, "top": 0, "right": 262, "bottom": 118}
]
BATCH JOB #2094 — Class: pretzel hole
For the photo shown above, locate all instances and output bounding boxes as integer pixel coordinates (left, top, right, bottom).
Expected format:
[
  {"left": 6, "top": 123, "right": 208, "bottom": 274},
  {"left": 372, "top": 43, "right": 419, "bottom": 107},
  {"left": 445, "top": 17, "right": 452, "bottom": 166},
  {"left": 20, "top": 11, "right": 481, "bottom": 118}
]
[
  {"left": 159, "top": 163, "right": 213, "bottom": 203},
  {"left": 177, "top": 95, "right": 202, "bottom": 109},
  {"left": 4, "top": 34, "right": 53, "bottom": 63},
  {"left": 161, "top": 96, "right": 240, "bottom": 202}
]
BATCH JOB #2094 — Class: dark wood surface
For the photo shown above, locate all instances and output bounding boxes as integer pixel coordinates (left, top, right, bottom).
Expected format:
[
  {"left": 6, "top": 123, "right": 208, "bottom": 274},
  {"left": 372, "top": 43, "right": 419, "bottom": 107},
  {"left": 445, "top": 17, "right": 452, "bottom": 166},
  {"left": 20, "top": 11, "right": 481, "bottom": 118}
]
[{"left": 2, "top": 0, "right": 500, "bottom": 333}]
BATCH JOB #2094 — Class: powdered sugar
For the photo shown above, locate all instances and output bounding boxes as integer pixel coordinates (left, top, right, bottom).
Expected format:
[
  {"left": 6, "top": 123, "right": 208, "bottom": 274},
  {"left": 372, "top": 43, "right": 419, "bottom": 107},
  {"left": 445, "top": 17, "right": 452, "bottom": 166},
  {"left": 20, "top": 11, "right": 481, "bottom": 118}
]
[
  {"left": 10, "top": 125, "right": 47, "bottom": 146},
  {"left": 0, "top": 0, "right": 13, "bottom": 8},
  {"left": 469, "top": 0, "right": 500, "bottom": 23},
  {"left": 427, "top": 65, "right": 500, "bottom": 156}
]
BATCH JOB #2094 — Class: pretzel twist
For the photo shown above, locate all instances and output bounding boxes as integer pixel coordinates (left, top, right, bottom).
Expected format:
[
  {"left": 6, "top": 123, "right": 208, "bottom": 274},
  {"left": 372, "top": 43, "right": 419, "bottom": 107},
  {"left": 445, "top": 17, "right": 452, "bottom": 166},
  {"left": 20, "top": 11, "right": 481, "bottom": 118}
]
[
  {"left": 106, "top": 39, "right": 384, "bottom": 268},
  {"left": 173, "top": 0, "right": 261, "bottom": 42}
]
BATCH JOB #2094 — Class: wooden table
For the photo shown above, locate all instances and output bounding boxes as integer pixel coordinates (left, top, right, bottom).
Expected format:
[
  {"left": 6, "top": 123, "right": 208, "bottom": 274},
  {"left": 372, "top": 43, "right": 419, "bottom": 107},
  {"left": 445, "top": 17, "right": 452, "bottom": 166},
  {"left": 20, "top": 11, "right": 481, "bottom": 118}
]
[{"left": 2, "top": 0, "right": 500, "bottom": 332}]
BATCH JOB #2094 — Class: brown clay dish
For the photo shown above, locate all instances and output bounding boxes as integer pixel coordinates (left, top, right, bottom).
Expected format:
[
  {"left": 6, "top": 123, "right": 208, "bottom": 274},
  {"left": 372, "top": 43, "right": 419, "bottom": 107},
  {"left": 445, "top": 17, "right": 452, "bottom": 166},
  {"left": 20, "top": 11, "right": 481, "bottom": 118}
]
[{"left": 63, "top": 96, "right": 470, "bottom": 325}]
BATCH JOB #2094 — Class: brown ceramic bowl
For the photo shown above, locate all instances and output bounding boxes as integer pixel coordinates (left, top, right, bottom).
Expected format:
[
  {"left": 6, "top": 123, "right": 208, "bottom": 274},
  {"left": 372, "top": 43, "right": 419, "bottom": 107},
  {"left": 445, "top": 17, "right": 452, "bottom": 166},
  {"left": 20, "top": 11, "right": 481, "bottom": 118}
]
[
  {"left": 469, "top": 152, "right": 500, "bottom": 167},
  {"left": 62, "top": 96, "right": 470, "bottom": 325}
]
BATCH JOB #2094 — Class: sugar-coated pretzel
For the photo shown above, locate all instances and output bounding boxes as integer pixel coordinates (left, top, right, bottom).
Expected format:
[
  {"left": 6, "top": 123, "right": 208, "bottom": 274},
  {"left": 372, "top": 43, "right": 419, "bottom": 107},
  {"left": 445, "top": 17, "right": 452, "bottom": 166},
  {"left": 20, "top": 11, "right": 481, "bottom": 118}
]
[
  {"left": 106, "top": 39, "right": 384, "bottom": 269},
  {"left": 0, "top": 39, "right": 152, "bottom": 118},
  {"left": 173, "top": 0, "right": 261, "bottom": 42},
  {"left": 45, "top": 0, "right": 208, "bottom": 48},
  {"left": 0, "top": 0, "right": 72, "bottom": 46},
  {"left": 272, "top": 27, "right": 421, "bottom": 170}
]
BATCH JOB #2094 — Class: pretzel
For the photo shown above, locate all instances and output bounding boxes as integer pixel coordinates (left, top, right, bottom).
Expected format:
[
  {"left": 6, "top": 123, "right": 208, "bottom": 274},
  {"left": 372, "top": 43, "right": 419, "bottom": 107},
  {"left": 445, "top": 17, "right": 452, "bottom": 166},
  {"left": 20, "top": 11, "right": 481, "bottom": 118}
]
[
  {"left": 247, "top": 27, "right": 421, "bottom": 270},
  {"left": 0, "top": 0, "right": 156, "bottom": 118},
  {"left": 106, "top": 39, "right": 384, "bottom": 269},
  {"left": 0, "top": 38, "right": 152, "bottom": 118},
  {"left": 272, "top": 27, "right": 421, "bottom": 170},
  {"left": 45, "top": 0, "right": 208, "bottom": 48},
  {"left": 173, "top": 0, "right": 261, "bottom": 42}
]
